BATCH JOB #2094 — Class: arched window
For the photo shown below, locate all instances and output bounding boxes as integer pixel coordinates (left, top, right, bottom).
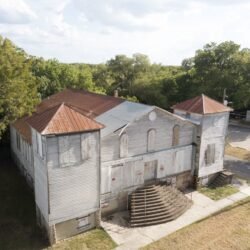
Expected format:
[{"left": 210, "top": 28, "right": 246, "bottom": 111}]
[
  {"left": 147, "top": 129, "right": 156, "bottom": 152},
  {"left": 172, "top": 125, "right": 180, "bottom": 146},
  {"left": 120, "top": 133, "right": 128, "bottom": 158}
]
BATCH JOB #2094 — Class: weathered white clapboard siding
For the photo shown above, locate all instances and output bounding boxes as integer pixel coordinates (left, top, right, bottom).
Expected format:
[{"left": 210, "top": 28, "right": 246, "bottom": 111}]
[
  {"left": 198, "top": 112, "right": 229, "bottom": 177},
  {"left": 46, "top": 131, "right": 100, "bottom": 225},
  {"left": 10, "top": 126, "right": 34, "bottom": 183},
  {"left": 101, "top": 145, "right": 193, "bottom": 194},
  {"left": 101, "top": 108, "right": 195, "bottom": 162},
  {"left": 32, "top": 128, "right": 49, "bottom": 221}
]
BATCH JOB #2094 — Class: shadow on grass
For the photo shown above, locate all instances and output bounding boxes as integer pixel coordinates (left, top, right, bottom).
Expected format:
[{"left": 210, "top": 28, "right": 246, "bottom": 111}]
[{"left": 0, "top": 145, "right": 49, "bottom": 250}]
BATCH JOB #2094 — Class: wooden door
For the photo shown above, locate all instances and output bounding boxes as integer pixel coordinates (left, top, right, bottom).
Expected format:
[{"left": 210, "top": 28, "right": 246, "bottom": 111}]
[
  {"left": 144, "top": 160, "right": 157, "bottom": 181},
  {"left": 111, "top": 164, "right": 123, "bottom": 193}
]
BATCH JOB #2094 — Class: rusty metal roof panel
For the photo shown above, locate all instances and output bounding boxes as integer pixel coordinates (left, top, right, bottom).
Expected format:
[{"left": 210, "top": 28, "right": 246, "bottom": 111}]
[
  {"left": 12, "top": 116, "right": 32, "bottom": 144},
  {"left": 28, "top": 103, "right": 104, "bottom": 135},
  {"left": 96, "top": 101, "right": 154, "bottom": 137},
  {"left": 36, "top": 89, "right": 125, "bottom": 118},
  {"left": 12, "top": 89, "right": 124, "bottom": 141},
  {"left": 172, "top": 94, "right": 233, "bottom": 114}
]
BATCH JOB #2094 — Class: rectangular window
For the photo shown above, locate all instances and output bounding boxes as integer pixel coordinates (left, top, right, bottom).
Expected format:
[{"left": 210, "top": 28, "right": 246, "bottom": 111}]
[
  {"left": 81, "top": 133, "right": 91, "bottom": 161},
  {"left": 37, "top": 132, "right": 43, "bottom": 159},
  {"left": 147, "top": 129, "right": 156, "bottom": 152},
  {"left": 205, "top": 144, "right": 215, "bottom": 165},
  {"left": 16, "top": 132, "right": 20, "bottom": 151},
  {"left": 59, "top": 135, "right": 81, "bottom": 167},
  {"left": 120, "top": 133, "right": 128, "bottom": 158},
  {"left": 77, "top": 216, "right": 89, "bottom": 229}
]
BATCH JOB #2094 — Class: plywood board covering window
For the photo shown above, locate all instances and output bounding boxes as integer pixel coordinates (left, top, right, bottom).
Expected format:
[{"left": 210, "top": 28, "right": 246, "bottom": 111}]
[
  {"left": 59, "top": 135, "right": 81, "bottom": 167},
  {"left": 144, "top": 160, "right": 157, "bottom": 181},
  {"left": 37, "top": 132, "right": 44, "bottom": 159},
  {"left": 16, "top": 131, "right": 20, "bottom": 151},
  {"left": 120, "top": 133, "right": 128, "bottom": 158},
  {"left": 205, "top": 144, "right": 216, "bottom": 165},
  {"left": 172, "top": 125, "right": 180, "bottom": 146},
  {"left": 147, "top": 129, "right": 156, "bottom": 152},
  {"left": 81, "top": 133, "right": 91, "bottom": 160}
]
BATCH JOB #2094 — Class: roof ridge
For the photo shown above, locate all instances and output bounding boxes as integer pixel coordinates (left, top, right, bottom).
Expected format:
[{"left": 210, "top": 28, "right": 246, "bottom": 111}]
[
  {"left": 63, "top": 103, "right": 104, "bottom": 127},
  {"left": 41, "top": 103, "right": 65, "bottom": 134},
  {"left": 203, "top": 94, "right": 227, "bottom": 107},
  {"left": 202, "top": 94, "right": 205, "bottom": 114}
]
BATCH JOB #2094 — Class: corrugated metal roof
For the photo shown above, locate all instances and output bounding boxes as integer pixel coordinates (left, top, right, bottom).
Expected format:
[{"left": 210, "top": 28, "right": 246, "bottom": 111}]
[
  {"left": 96, "top": 101, "right": 154, "bottom": 137},
  {"left": 171, "top": 94, "right": 233, "bottom": 114},
  {"left": 36, "top": 88, "right": 125, "bottom": 118},
  {"left": 28, "top": 103, "right": 104, "bottom": 135},
  {"left": 12, "top": 116, "right": 32, "bottom": 144},
  {"left": 12, "top": 89, "right": 124, "bottom": 142}
]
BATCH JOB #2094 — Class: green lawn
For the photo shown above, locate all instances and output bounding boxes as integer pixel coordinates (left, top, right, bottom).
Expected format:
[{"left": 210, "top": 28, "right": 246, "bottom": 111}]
[
  {"left": 0, "top": 146, "right": 116, "bottom": 250},
  {"left": 142, "top": 198, "right": 250, "bottom": 250},
  {"left": 198, "top": 185, "right": 239, "bottom": 200}
]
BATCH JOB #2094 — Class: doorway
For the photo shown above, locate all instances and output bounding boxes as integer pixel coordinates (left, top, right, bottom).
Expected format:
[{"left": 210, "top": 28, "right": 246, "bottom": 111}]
[{"left": 144, "top": 160, "right": 157, "bottom": 181}]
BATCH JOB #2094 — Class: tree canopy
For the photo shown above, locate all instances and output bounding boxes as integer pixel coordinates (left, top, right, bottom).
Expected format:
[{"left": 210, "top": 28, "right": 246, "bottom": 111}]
[{"left": 0, "top": 37, "right": 250, "bottom": 140}]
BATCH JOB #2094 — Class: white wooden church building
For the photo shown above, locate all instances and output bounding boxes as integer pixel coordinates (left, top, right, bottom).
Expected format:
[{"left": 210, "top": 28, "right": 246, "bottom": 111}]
[{"left": 10, "top": 89, "right": 232, "bottom": 243}]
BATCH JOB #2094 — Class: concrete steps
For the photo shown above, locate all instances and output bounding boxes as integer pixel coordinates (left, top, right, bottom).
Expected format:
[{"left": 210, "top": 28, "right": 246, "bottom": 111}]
[
  {"left": 129, "top": 184, "right": 192, "bottom": 227},
  {"left": 210, "top": 171, "right": 234, "bottom": 188}
]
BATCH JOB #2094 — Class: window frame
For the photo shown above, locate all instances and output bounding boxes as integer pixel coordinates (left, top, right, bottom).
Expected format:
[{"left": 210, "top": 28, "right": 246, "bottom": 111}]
[
  {"left": 172, "top": 124, "right": 180, "bottom": 146},
  {"left": 16, "top": 131, "right": 21, "bottom": 151},
  {"left": 147, "top": 129, "right": 156, "bottom": 152},
  {"left": 120, "top": 132, "right": 128, "bottom": 158},
  {"left": 205, "top": 143, "right": 216, "bottom": 166}
]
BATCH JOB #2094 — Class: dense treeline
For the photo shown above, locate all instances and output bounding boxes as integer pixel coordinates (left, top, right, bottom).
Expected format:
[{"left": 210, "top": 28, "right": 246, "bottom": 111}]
[{"left": 0, "top": 36, "right": 250, "bottom": 140}]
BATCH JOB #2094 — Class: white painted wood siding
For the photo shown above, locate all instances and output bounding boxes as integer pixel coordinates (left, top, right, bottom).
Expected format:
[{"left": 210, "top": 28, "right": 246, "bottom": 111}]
[
  {"left": 10, "top": 126, "right": 34, "bottom": 182},
  {"left": 198, "top": 112, "right": 229, "bottom": 177},
  {"left": 101, "top": 108, "right": 195, "bottom": 162},
  {"left": 32, "top": 128, "right": 49, "bottom": 221},
  {"left": 101, "top": 145, "right": 193, "bottom": 194},
  {"left": 47, "top": 131, "right": 100, "bottom": 225}
]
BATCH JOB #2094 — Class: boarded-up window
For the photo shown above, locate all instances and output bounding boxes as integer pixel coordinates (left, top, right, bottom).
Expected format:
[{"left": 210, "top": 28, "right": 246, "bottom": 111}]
[
  {"left": 144, "top": 160, "right": 157, "bottom": 181},
  {"left": 59, "top": 135, "right": 81, "bottom": 167},
  {"left": 205, "top": 144, "right": 216, "bottom": 165},
  {"left": 120, "top": 133, "right": 128, "bottom": 158},
  {"left": 147, "top": 129, "right": 156, "bottom": 152},
  {"left": 172, "top": 125, "right": 180, "bottom": 146},
  {"left": 37, "top": 132, "right": 44, "bottom": 159},
  {"left": 81, "top": 133, "right": 92, "bottom": 160},
  {"left": 77, "top": 216, "right": 89, "bottom": 229},
  {"left": 16, "top": 131, "right": 20, "bottom": 151}
]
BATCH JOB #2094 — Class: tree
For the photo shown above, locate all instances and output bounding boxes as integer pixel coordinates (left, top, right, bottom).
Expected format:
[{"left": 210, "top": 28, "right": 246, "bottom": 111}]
[{"left": 0, "top": 37, "right": 39, "bottom": 139}]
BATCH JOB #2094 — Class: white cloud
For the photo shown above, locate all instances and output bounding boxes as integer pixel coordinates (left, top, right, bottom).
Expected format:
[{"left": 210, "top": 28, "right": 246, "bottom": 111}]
[
  {"left": 0, "top": 0, "right": 37, "bottom": 24},
  {"left": 1, "top": 0, "right": 250, "bottom": 65}
]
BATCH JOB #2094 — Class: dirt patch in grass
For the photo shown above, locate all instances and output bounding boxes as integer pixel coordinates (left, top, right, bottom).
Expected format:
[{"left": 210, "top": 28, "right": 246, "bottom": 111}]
[
  {"left": 142, "top": 198, "right": 250, "bottom": 250},
  {"left": 198, "top": 185, "right": 239, "bottom": 200},
  {"left": 225, "top": 144, "right": 250, "bottom": 161},
  {"left": 0, "top": 147, "right": 116, "bottom": 250}
]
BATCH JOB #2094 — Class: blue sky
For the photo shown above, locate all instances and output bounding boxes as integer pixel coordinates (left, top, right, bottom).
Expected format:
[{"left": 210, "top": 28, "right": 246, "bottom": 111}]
[{"left": 0, "top": 0, "right": 250, "bottom": 65}]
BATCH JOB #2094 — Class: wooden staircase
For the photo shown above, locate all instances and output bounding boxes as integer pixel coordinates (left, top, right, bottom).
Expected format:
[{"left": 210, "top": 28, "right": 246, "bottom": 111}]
[
  {"left": 129, "top": 184, "right": 192, "bottom": 227},
  {"left": 210, "top": 171, "right": 234, "bottom": 188}
]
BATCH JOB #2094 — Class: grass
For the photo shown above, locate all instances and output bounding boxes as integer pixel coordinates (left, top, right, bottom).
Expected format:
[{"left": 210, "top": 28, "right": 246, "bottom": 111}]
[
  {"left": 0, "top": 146, "right": 116, "bottom": 250},
  {"left": 49, "top": 229, "right": 116, "bottom": 250},
  {"left": 142, "top": 197, "right": 250, "bottom": 250},
  {"left": 225, "top": 143, "right": 250, "bottom": 161},
  {"left": 198, "top": 185, "right": 239, "bottom": 200}
]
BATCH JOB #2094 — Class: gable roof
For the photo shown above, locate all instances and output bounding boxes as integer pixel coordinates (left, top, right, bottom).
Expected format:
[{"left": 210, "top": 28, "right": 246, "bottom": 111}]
[
  {"left": 96, "top": 101, "right": 154, "bottom": 137},
  {"left": 28, "top": 103, "right": 104, "bottom": 135},
  {"left": 12, "top": 89, "right": 124, "bottom": 143},
  {"left": 36, "top": 88, "right": 125, "bottom": 118},
  {"left": 171, "top": 94, "right": 233, "bottom": 115}
]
